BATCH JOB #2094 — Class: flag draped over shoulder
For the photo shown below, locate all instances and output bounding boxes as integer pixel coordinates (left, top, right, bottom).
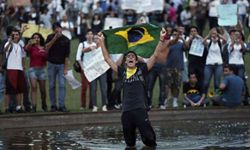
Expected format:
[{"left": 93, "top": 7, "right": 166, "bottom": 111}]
[{"left": 102, "top": 23, "right": 161, "bottom": 58}]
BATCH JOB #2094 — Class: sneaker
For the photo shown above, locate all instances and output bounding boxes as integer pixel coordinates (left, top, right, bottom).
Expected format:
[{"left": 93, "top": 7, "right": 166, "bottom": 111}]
[
  {"left": 92, "top": 106, "right": 98, "bottom": 112},
  {"left": 159, "top": 105, "right": 166, "bottom": 110},
  {"left": 80, "top": 107, "right": 85, "bottom": 110},
  {"left": 42, "top": 104, "right": 48, "bottom": 112},
  {"left": 31, "top": 105, "right": 36, "bottom": 113},
  {"left": 164, "top": 98, "right": 169, "bottom": 107},
  {"left": 25, "top": 106, "right": 32, "bottom": 112},
  {"left": 50, "top": 105, "right": 58, "bottom": 112},
  {"left": 114, "top": 104, "right": 121, "bottom": 109},
  {"left": 58, "top": 106, "right": 69, "bottom": 112},
  {"left": 173, "top": 99, "right": 178, "bottom": 108},
  {"left": 183, "top": 104, "right": 187, "bottom": 108},
  {"left": 16, "top": 106, "right": 25, "bottom": 113},
  {"left": 203, "top": 104, "right": 206, "bottom": 108},
  {"left": 102, "top": 105, "right": 107, "bottom": 112}
]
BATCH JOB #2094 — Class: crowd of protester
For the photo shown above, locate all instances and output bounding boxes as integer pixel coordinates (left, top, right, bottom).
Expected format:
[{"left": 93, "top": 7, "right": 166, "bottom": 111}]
[{"left": 0, "top": 0, "right": 250, "bottom": 113}]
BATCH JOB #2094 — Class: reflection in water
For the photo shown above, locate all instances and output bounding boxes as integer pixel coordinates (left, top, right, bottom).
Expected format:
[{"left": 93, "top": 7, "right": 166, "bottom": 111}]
[{"left": 0, "top": 120, "right": 249, "bottom": 150}]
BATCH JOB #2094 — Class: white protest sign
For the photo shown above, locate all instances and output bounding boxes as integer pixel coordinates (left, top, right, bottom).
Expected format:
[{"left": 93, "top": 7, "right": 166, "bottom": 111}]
[
  {"left": 218, "top": 4, "right": 237, "bottom": 26},
  {"left": 104, "top": 17, "right": 123, "bottom": 30},
  {"left": 64, "top": 70, "right": 81, "bottom": 89},
  {"left": 189, "top": 38, "right": 205, "bottom": 57},
  {"left": 121, "top": 0, "right": 163, "bottom": 13},
  {"left": 83, "top": 47, "right": 110, "bottom": 82}
]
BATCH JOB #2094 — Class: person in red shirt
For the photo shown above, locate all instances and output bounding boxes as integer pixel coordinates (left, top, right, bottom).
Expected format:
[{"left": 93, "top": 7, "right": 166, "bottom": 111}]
[{"left": 25, "top": 33, "right": 47, "bottom": 112}]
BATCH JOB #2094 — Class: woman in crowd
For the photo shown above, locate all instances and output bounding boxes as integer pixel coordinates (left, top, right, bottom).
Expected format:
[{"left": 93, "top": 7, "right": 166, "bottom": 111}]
[
  {"left": 203, "top": 28, "right": 227, "bottom": 95},
  {"left": 25, "top": 33, "right": 47, "bottom": 112}
]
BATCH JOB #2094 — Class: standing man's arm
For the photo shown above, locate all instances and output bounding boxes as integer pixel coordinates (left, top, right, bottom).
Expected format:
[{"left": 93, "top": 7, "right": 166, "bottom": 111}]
[{"left": 45, "top": 32, "right": 61, "bottom": 52}]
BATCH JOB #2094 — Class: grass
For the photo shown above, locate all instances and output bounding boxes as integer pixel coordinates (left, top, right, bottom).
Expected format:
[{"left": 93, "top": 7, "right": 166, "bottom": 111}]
[{"left": 1, "top": 23, "right": 250, "bottom": 112}]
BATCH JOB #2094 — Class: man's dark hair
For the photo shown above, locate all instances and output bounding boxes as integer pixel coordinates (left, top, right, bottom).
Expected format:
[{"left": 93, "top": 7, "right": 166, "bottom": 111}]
[
  {"left": 224, "top": 64, "right": 236, "bottom": 74},
  {"left": 11, "top": 28, "right": 20, "bottom": 35},
  {"left": 52, "top": 22, "right": 62, "bottom": 30},
  {"left": 190, "top": 26, "right": 198, "bottom": 31},
  {"left": 172, "top": 28, "right": 178, "bottom": 34},
  {"left": 188, "top": 72, "right": 197, "bottom": 78},
  {"left": 229, "top": 29, "right": 236, "bottom": 36},
  {"left": 125, "top": 51, "right": 138, "bottom": 60},
  {"left": 86, "top": 29, "right": 93, "bottom": 33}
]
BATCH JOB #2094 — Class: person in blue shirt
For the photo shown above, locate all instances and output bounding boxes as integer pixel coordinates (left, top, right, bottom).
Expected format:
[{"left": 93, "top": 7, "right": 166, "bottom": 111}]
[{"left": 212, "top": 64, "right": 244, "bottom": 107}]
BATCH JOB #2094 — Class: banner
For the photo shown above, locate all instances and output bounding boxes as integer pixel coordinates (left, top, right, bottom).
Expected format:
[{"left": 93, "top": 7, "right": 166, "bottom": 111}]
[
  {"left": 104, "top": 17, "right": 123, "bottom": 30},
  {"left": 21, "top": 23, "right": 53, "bottom": 39},
  {"left": 102, "top": 23, "right": 161, "bottom": 58},
  {"left": 218, "top": 4, "right": 237, "bottom": 26},
  {"left": 121, "top": 0, "right": 163, "bottom": 13},
  {"left": 7, "top": 0, "right": 31, "bottom": 6}
]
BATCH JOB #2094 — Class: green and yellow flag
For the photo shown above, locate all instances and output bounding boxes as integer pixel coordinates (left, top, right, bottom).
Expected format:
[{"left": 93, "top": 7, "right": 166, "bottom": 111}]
[{"left": 102, "top": 23, "right": 161, "bottom": 58}]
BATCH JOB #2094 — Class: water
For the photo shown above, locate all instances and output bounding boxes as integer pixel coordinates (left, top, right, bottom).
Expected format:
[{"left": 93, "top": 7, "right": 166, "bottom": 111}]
[{"left": 0, "top": 120, "right": 250, "bottom": 150}]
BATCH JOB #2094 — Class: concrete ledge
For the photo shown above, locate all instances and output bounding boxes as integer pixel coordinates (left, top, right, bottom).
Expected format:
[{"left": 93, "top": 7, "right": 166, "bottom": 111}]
[{"left": 0, "top": 107, "right": 250, "bottom": 129}]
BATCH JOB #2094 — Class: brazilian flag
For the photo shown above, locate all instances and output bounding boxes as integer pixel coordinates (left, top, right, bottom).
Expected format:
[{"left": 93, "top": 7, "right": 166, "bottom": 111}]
[{"left": 102, "top": 23, "right": 161, "bottom": 58}]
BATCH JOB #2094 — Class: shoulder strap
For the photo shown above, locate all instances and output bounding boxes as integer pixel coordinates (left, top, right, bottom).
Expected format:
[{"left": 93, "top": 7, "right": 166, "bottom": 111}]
[
  {"left": 80, "top": 42, "right": 84, "bottom": 61},
  {"left": 4, "top": 42, "right": 13, "bottom": 59}
]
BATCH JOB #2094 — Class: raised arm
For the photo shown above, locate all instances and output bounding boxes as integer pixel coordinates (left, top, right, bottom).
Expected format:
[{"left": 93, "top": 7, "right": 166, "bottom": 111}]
[
  {"left": 45, "top": 32, "right": 61, "bottom": 51},
  {"left": 146, "top": 28, "right": 169, "bottom": 70},
  {"left": 97, "top": 33, "right": 118, "bottom": 72}
]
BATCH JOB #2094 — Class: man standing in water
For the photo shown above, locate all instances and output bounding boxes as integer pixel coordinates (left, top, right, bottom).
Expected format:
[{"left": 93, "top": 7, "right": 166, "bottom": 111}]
[{"left": 97, "top": 28, "right": 178, "bottom": 149}]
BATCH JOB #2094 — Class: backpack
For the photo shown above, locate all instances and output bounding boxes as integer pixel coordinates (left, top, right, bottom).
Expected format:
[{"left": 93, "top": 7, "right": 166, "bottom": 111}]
[
  {"left": 73, "top": 42, "right": 84, "bottom": 73},
  {"left": 0, "top": 40, "right": 13, "bottom": 71}
]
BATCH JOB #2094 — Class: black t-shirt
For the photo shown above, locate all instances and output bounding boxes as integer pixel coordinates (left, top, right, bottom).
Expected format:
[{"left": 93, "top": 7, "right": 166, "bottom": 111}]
[
  {"left": 118, "top": 63, "right": 148, "bottom": 112},
  {"left": 45, "top": 33, "right": 70, "bottom": 64},
  {"left": 183, "top": 82, "right": 204, "bottom": 96}
]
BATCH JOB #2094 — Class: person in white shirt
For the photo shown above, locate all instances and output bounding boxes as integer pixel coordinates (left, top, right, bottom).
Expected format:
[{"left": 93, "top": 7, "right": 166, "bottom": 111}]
[
  {"left": 180, "top": 6, "right": 192, "bottom": 35},
  {"left": 236, "top": 0, "right": 249, "bottom": 24},
  {"left": 4, "top": 29, "right": 26, "bottom": 113},
  {"left": 227, "top": 30, "right": 247, "bottom": 79},
  {"left": 75, "top": 29, "right": 94, "bottom": 110},
  {"left": 208, "top": 0, "right": 220, "bottom": 29},
  {"left": 60, "top": 15, "right": 74, "bottom": 40},
  {"left": 203, "top": 28, "right": 227, "bottom": 95}
]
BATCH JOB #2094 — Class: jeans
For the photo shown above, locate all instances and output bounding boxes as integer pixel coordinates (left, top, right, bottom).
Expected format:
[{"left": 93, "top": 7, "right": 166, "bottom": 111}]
[
  {"left": 0, "top": 73, "right": 5, "bottom": 103},
  {"left": 147, "top": 66, "right": 165, "bottom": 106},
  {"left": 90, "top": 72, "right": 107, "bottom": 106},
  {"left": 230, "top": 64, "right": 245, "bottom": 80},
  {"left": 48, "top": 62, "right": 66, "bottom": 108},
  {"left": 203, "top": 64, "right": 223, "bottom": 94}
]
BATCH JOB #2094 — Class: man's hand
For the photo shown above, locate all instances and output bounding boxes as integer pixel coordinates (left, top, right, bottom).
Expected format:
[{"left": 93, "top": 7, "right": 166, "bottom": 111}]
[
  {"left": 64, "top": 69, "right": 68, "bottom": 76},
  {"left": 54, "top": 32, "right": 62, "bottom": 40}
]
